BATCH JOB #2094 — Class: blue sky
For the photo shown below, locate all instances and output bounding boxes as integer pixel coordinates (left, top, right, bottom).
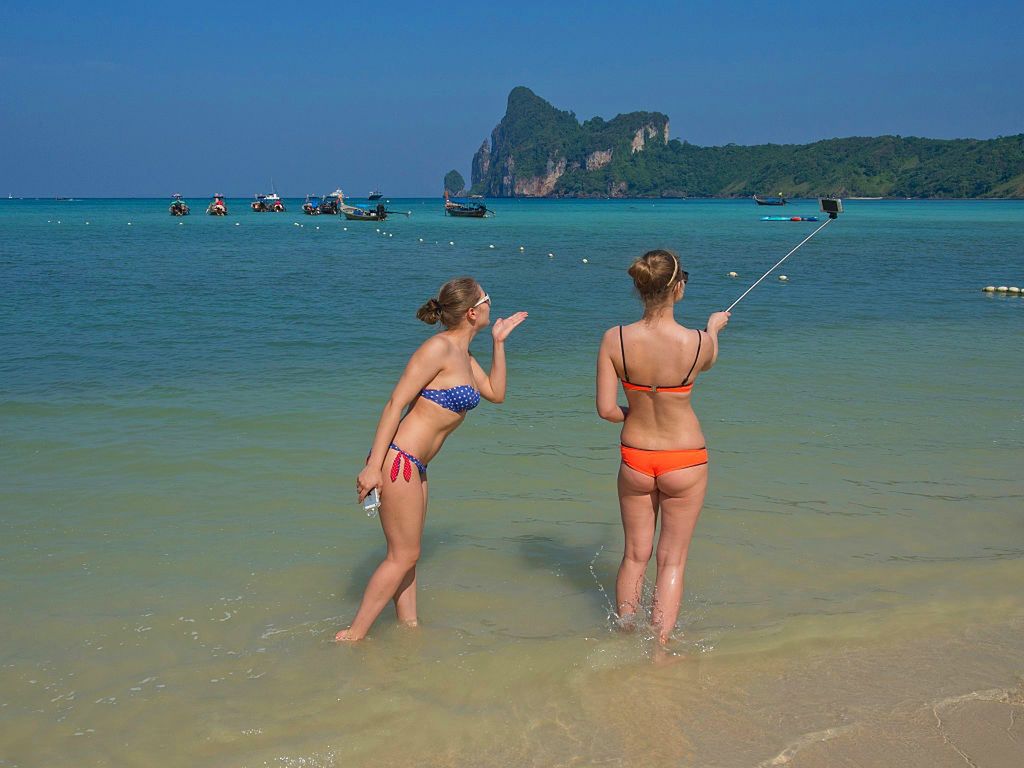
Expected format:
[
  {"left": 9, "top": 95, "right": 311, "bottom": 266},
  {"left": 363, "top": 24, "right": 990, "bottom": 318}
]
[{"left": 2, "top": 1, "right": 1021, "bottom": 196}]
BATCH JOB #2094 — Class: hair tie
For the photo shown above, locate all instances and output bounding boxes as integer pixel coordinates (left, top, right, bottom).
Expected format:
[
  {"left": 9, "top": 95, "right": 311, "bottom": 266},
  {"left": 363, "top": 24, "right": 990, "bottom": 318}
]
[{"left": 666, "top": 256, "right": 679, "bottom": 288}]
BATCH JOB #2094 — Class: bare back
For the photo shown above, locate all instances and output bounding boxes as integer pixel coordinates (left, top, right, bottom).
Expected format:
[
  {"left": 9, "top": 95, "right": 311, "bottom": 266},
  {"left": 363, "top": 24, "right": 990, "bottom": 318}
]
[{"left": 606, "top": 320, "right": 709, "bottom": 450}]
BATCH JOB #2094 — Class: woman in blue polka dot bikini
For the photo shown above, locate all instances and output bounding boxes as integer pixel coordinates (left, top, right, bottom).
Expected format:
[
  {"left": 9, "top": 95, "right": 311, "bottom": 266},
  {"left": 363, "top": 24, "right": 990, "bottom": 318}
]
[{"left": 336, "top": 277, "right": 528, "bottom": 641}]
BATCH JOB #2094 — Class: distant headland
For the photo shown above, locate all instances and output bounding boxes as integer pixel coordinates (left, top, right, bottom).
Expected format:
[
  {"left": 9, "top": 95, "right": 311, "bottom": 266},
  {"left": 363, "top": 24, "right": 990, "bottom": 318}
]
[{"left": 464, "top": 87, "right": 1024, "bottom": 199}]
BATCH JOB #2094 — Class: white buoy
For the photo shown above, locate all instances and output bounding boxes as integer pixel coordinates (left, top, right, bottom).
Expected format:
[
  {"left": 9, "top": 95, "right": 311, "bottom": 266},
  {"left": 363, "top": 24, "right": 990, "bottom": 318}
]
[
  {"left": 449, "top": 241, "right": 455, "bottom": 246},
  {"left": 582, "top": 258, "right": 589, "bottom": 264},
  {"left": 982, "top": 286, "right": 996, "bottom": 292},
  {"left": 315, "top": 226, "right": 320, "bottom": 230},
  {"left": 57, "top": 220, "right": 62, "bottom": 224},
  {"left": 519, "top": 246, "right": 525, "bottom": 252},
  {"left": 548, "top": 252, "right": 554, "bottom": 258},
  {"left": 235, "top": 222, "right": 240, "bottom": 226},
  {"left": 85, "top": 221, "right": 90, "bottom": 225},
  {"left": 375, "top": 228, "right": 380, "bottom": 233},
  {"left": 419, "top": 238, "right": 424, "bottom": 242},
  {"left": 779, "top": 275, "right": 788, "bottom": 281},
  {"left": 728, "top": 271, "right": 738, "bottom": 278},
  {"left": 389, "top": 233, "right": 393, "bottom": 237},
  {"left": 343, "top": 227, "right": 347, "bottom": 231},
  {"left": 127, "top": 222, "right": 132, "bottom": 226},
  {"left": 489, "top": 244, "right": 495, "bottom": 249},
  {"left": 1009, "top": 286, "right": 1021, "bottom": 294},
  {"left": 997, "top": 286, "right": 1009, "bottom": 292}
]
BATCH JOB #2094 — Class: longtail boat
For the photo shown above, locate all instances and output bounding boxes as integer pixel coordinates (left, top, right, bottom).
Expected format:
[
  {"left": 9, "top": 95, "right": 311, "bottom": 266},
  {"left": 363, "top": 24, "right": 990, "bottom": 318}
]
[
  {"left": 251, "top": 193, "right": 285, "bottom": 212},
  {"left": 444, "top": 190, "right": 491, "bottom": 218},
  {"left": 343, "top": 202, "right": 388, "bottom": 221},
  {"left": 169, "top": 194, "right": 190, "bottom": 216},
  {"left": 207, "top": 194, "right": 228, "bottom": 215}
]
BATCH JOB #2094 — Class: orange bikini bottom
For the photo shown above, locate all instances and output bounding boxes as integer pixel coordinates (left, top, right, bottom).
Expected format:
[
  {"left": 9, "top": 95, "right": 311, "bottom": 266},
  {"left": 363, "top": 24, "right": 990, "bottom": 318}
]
[{"left": 620, "top": 444, "right": 708, "bottom": 477}]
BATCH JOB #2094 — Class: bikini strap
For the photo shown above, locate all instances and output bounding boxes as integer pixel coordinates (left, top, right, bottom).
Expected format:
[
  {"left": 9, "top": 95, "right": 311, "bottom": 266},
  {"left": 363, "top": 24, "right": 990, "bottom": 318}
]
[
  {"left": 618, "top": 325, "right": 630, "bottom": 383},
  {"left": 682, "top": 329, "right": 703, "bottom": 385}
]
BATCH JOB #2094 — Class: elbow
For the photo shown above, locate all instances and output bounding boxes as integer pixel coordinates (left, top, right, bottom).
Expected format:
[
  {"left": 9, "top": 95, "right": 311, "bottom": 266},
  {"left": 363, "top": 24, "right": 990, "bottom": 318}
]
[{"left": 596, "top": 404, "right": 620, "bottom": 422}]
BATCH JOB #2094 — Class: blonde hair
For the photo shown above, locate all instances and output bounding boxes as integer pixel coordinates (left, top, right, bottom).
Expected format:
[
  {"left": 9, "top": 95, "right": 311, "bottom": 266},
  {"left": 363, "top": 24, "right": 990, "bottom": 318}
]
[
  {"left": 627, "top": 249, "right": 683, "bottom": 306},
  {"left": 416, "top": 276, "right": 482, "bottom": 328}
]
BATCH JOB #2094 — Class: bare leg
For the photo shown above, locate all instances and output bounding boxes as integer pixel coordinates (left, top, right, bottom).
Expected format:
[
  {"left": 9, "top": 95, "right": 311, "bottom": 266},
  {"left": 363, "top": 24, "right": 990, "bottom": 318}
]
[
  {"left": 335, "top": 457, "right": 426, "bottom": 641},
  {"left": 650, "top": 464, "right": 708, "bottom": 644},
  {"left": 616, "top": 463, "right": 658, "bottom": 624},
  {"left": 392, "top": 478, "right": 427, "bottom": 626}
]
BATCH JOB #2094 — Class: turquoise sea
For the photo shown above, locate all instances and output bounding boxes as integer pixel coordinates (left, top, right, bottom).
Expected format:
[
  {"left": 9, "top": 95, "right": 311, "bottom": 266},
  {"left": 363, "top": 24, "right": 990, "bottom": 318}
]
[{"left": 2, "top": 197, "right": 1023, "bottom": 766}]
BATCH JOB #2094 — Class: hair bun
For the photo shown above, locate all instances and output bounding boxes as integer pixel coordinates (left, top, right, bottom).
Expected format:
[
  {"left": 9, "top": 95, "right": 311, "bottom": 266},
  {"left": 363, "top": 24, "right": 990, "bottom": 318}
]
[
  {"left": 416, "top": 297, "right": 444, "bottom": 325},
  {"left": 627, "top": 260, "right": 656, "bottom": 291},
  {"left": 629, "top": 249, "right": 681, "bottom": 302}
]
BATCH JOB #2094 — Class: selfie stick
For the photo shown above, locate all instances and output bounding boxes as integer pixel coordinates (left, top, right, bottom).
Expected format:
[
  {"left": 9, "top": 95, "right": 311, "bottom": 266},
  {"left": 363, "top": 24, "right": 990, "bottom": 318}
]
[{"left": 725, "top": 198, "right": 843, "bottom": 313}]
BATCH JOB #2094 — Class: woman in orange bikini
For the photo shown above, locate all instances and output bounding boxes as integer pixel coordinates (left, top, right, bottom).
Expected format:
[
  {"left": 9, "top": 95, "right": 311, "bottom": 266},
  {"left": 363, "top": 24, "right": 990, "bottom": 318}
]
[
  {"left": 596, "top": 249, "right": 730, "bottom": 644},
  {"left": 336, "top": 277, "right": 527, "bottom": 641}
]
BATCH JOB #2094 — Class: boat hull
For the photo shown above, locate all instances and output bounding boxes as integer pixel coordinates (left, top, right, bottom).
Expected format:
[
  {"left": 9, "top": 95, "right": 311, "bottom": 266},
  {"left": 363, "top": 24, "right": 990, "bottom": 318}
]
[
  {"left": 343, "top": 209, "right": 387, "bottom": 221},
  {"left": 445, "top": 206, "right": 488, "bottom": 218}
]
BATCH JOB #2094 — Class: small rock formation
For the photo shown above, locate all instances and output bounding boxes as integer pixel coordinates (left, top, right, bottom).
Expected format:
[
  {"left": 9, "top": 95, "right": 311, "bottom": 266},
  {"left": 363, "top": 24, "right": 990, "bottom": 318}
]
[{"left": 443, "top": 169, "right": 466, "bottom": 196}]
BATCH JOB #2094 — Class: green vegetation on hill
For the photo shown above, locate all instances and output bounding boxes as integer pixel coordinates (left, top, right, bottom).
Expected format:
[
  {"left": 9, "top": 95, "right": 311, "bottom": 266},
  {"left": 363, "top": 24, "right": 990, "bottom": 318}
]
[
  {"left": 469, "top": 87, "right": 1024, "bottom": 198},
  {"left": 443, "top": 169, "right": 466, "bottom": 196}
]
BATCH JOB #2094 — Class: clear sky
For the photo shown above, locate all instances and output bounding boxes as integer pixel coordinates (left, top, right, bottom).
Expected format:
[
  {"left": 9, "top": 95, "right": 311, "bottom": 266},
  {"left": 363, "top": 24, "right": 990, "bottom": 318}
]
[{"left": 2, "top": 1, "right": 1021, "bottom": 197}]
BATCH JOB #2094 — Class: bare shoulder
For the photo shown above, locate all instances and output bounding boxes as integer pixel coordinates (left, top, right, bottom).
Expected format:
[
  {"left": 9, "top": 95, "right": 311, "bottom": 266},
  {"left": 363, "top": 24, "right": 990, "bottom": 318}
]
[
  {"left": 600, "top": 325, "right": 622, "bottom": 349},
  {"left": 420, "top": 333, "right": 452, "bottom": 351},
  {"left": 412, "top": 333, "right": 455, "bottom": 361},
  {"left": 676, "top": 324, "right": 702, "bottom": 342}
]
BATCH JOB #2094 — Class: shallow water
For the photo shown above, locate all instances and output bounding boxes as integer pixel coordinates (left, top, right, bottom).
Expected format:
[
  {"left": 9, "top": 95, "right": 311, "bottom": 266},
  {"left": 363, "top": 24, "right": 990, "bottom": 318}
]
[{"left": 1, "top": 197, "right": 1023, "bottom": 766}]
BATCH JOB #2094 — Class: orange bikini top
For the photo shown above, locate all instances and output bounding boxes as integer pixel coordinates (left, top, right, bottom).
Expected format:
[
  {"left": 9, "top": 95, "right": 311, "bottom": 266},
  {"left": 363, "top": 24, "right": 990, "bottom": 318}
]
[{"left": 619, "top": 325, "right": 702, "bottom": 393}]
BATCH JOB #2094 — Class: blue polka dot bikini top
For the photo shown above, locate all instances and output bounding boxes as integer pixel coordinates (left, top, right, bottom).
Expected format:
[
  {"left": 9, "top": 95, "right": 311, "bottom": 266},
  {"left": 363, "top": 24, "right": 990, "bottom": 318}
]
[{"left": 420, "top": 384, "right": 481, "bottom": 414}]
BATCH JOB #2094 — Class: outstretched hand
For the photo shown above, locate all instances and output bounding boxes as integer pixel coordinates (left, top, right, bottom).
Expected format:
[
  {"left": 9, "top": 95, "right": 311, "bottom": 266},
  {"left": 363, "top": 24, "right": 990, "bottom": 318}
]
[
  {"left": 492, "top": 311, "right": 529, "bottom": 342},
  {"left": 707, "top": 311, "right": 731, "bottom": 333}
]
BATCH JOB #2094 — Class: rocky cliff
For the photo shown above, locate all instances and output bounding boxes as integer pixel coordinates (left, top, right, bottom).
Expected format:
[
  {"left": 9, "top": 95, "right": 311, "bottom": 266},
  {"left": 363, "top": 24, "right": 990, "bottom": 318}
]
[
  {"left": 470, "top": 87, "right": 669, "bottom": 198},
  {"left": 468, "top": 87, "right": 1024, "bottom": 198}
]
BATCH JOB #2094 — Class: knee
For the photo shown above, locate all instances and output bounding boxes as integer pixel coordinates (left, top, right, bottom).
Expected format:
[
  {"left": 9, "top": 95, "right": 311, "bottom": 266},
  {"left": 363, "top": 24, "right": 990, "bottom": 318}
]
[
  {"left": 387, "top": 549, "right": 420, "bottom": 570},
  {"left": 623, "top": 546, "right": 653, "bottom": 565}
]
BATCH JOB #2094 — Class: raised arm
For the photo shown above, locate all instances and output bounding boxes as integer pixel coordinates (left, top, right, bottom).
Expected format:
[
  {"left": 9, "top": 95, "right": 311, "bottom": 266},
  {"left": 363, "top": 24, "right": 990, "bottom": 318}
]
[
  {"left": 356, "top": 341, "right": 444, "bottom": 500},
  {"left": 470, "top": 311, "right": 528, "bottom": 403},
  {"left": 701, "top": 311, "right": 730, "bottom": 371},
  {"left": 596, "top": 328, "right": 628, "bottom": 423}
]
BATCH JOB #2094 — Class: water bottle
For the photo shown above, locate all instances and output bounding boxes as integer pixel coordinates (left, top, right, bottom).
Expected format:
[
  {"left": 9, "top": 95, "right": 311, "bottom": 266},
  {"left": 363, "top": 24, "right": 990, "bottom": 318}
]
[{"left": 362, "top": 488, "right": 381, "bottom": 518}]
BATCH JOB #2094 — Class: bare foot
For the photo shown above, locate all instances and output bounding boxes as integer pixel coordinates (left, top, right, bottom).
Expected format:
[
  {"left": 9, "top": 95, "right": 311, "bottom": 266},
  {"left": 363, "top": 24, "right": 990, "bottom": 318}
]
[
  {"left": 334, "top": 628, "right": 362, "bottom": 642},
  {"left": 399, "top": 619, "right": 419, "bottom": 628}
]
